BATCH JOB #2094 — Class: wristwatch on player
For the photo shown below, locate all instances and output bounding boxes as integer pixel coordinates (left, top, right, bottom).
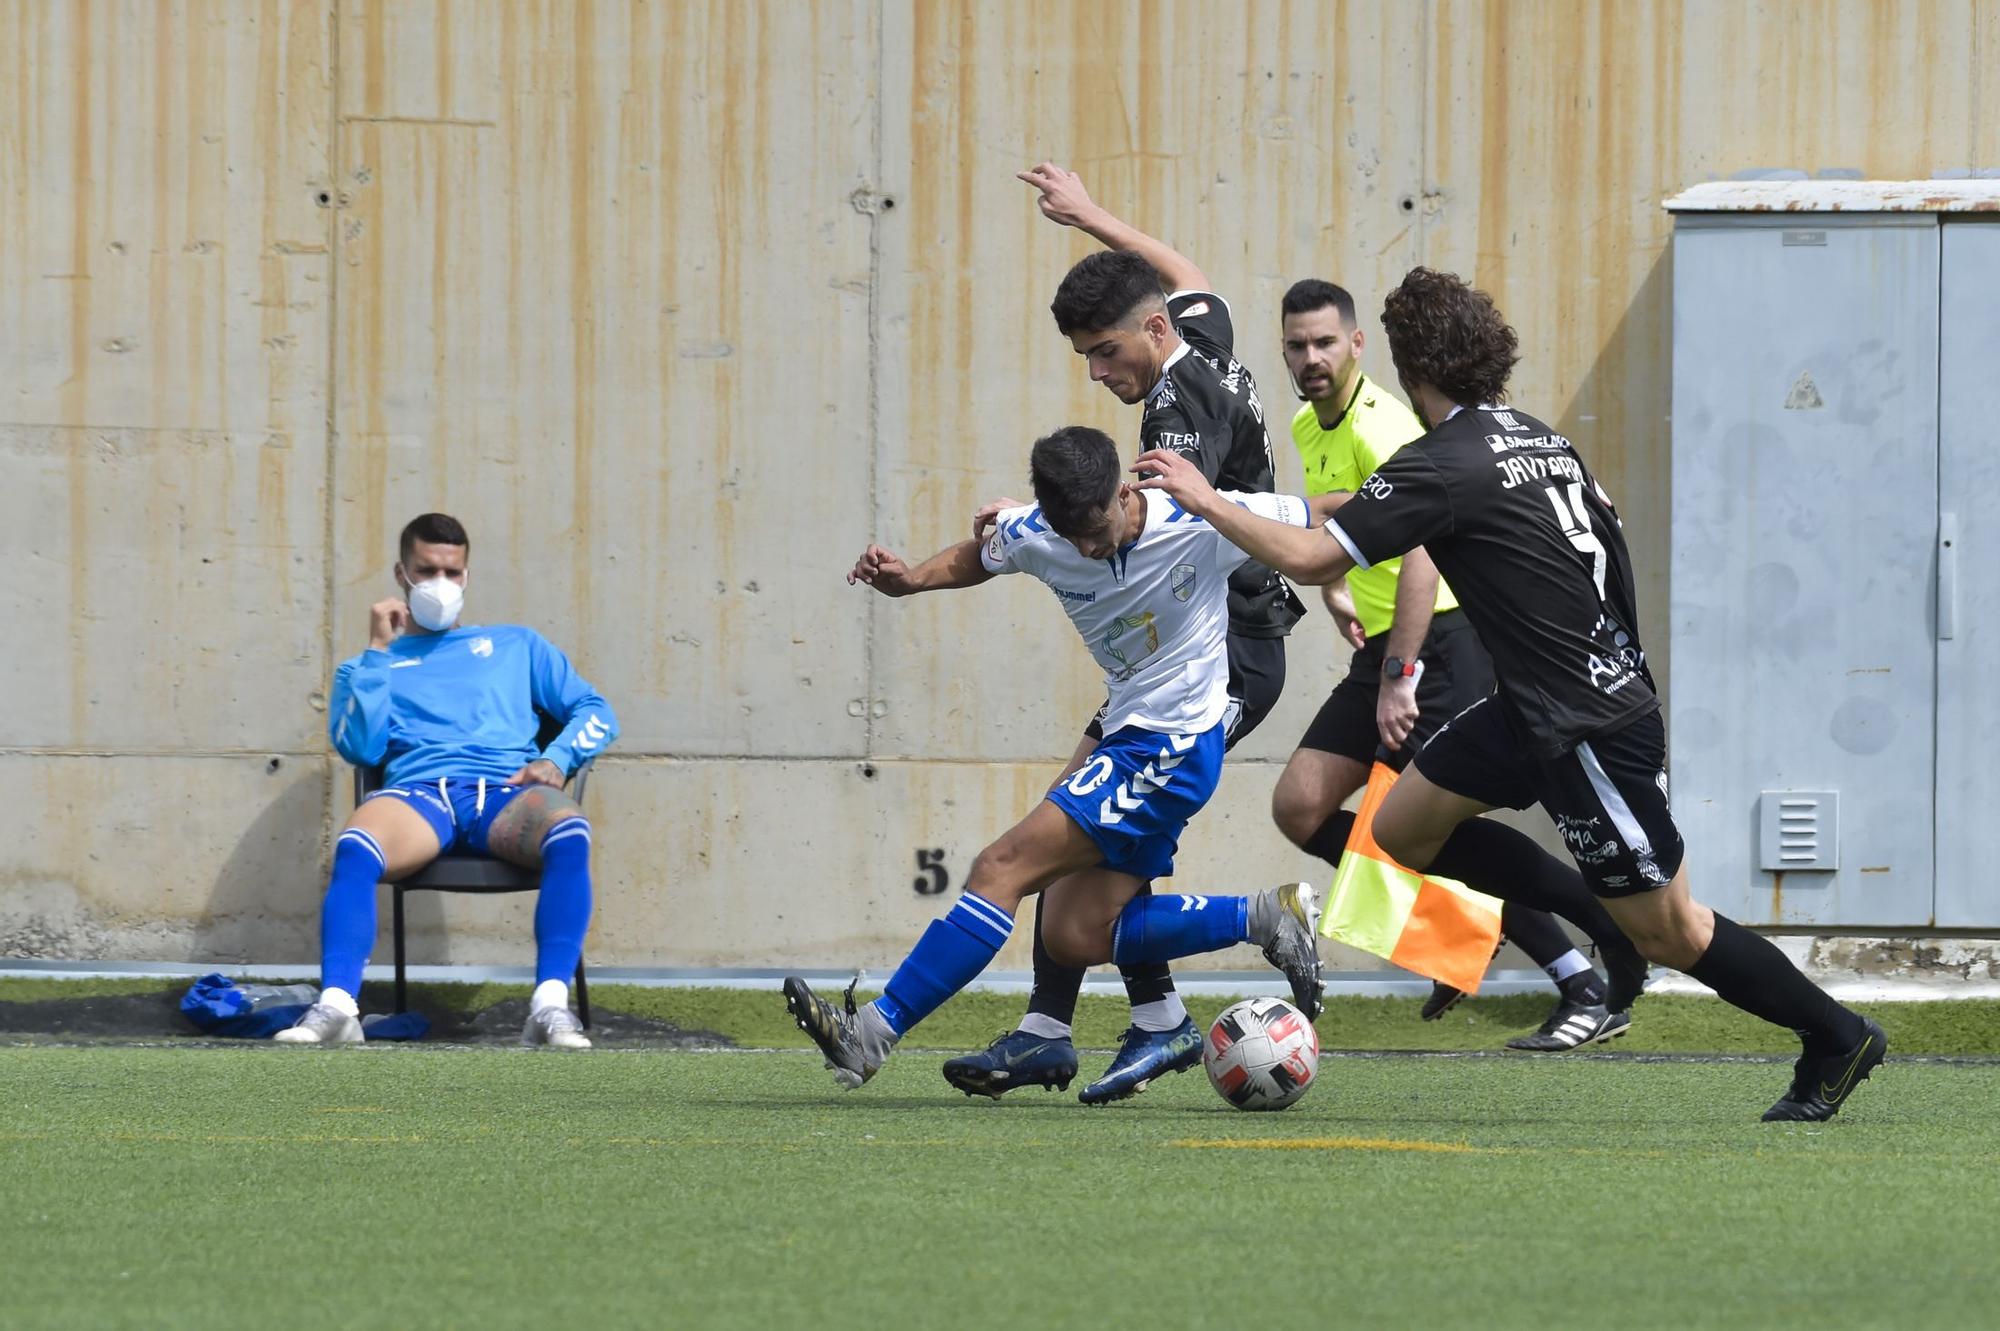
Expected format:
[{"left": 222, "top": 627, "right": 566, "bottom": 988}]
[{"left": 1381, "top": 656, "right": 1425, "bottom": 684}]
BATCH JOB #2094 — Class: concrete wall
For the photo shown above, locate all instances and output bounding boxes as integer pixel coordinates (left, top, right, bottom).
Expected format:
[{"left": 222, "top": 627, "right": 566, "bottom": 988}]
[{"left": 4, "top": 1, "right": 1996, "bottom": 971}]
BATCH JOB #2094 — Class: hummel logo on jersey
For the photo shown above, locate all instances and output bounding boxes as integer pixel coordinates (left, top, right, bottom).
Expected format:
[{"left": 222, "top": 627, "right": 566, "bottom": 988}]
[
  {"left": 470, "top": 637, "right": 493, "bottom": 657},
  {"left": 1000, "top": 509, "right": 1048, "bottom": 542},
  {"left": 573, "top": 714, "right": 611, "bottom": 753}
]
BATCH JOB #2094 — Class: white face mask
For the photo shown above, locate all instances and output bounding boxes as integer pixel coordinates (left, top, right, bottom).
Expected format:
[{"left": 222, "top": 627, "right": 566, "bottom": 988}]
[{"left": 405, "top": 575, "right": 464, "bottom": 632}]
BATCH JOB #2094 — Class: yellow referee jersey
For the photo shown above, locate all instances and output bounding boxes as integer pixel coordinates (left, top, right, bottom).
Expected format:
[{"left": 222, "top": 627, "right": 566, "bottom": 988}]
[{"left": 1289, "top": 373, "right": 1460, "bottom": 639}]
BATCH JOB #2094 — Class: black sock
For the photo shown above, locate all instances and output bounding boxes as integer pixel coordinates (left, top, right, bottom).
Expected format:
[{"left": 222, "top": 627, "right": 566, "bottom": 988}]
[
  {"left": 1498, "top": 901, "right": 1606, "bottom": 1004},
  {"left": 1024, "top": 897, "right": 1084, "bottom": 1029},
  {"left": 1121, "top": 963, "right": 1176, "bottom": 1008},
  {"left": 1498, "top": 899, "right": 1574, "bottom": 970},
  {"left": 1423, "top": 818, "right": 1639, "bottom": 965},
  {"left": 1556, "top": 969, "right": 1606, "bottom": 1005},
  {"left": 1687, "top": 914, "right": 1863, "bottom": 1051},
  {"left": 1300, "top": 809, "right": 1356, "bottom": 868}
]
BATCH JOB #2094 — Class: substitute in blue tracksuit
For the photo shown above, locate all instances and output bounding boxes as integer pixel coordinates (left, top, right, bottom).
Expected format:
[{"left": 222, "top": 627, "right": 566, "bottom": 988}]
[{"left": 277, "top": 512, "right": 620, "bottom": 1049}]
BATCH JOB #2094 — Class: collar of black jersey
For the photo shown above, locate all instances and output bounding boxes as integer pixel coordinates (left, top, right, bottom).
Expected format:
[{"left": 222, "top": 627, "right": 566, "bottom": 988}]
[{"left": 1146, "top": 341, "right": 1194, "bottom": 401}]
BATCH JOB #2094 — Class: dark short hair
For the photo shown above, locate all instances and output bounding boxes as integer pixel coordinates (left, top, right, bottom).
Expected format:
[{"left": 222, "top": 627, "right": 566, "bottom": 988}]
[
  {"left": 399, "top": 512, "right": 470, "bottom": 565},
  {"left": 1380, "top": 267, "right": 1520, "bottom": 406},
  {"left": 1029, "top": 426, "right": 1122, "bottom": 536},
  {"left": 1050, "top": 251, "right": 1166, "bottom": 336},
  {"left": 1281, "top": 278, "right": 1356, "bottom": 325}
]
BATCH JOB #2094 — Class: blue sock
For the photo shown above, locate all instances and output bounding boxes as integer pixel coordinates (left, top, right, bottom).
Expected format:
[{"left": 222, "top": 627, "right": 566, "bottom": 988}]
[
  {"left": 875, "top": 894, "right": 1014, "bottom": 1037},
  {"left": 534, "top": 819, "right": 594, "bottom": 986},
  {"left": 321, "top": 828, "right": 387, "bottom": 995},
  {"left": 1110, "top": 893, "right": 1249, "bottom": 966}
]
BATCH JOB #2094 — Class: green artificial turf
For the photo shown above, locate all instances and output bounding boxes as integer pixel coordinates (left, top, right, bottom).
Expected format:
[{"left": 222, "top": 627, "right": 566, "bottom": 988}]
[{"left": 0, "top": 1044, "right": 1992, "bottom": 1330}]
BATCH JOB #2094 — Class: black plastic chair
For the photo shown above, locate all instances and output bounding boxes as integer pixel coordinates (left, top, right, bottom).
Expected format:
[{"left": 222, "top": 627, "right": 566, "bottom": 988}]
[{"left": 352, "top": 723, "right": 595, "bottom": 1026}]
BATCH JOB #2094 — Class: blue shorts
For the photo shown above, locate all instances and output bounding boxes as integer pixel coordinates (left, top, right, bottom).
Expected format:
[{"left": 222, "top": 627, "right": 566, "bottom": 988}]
[
  {"left": 363, "top": 777, "right": 529, "bottom": 855},
  {"left": 1045, "top": 723, "right": 1226, "bottom": 882}
]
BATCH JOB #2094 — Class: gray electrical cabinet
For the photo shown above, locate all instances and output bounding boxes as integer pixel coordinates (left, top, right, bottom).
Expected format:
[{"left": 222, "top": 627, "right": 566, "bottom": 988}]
[{"left": 1666, "top": 181, "right": 2000, "bottom": 929}]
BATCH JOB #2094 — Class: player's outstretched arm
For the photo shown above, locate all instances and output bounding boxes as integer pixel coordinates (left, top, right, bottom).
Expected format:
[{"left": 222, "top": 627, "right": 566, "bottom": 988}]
[
  {"left": 1134, "top": 449, "right": 1352, "bottom": 586},
  {"left": 1304, "top": 491, "right": 1352, "bottom": 527},
  {"left": 1018, "top": 161, "right": 1208, "bottom": 292},
  {"left": 848, "top": 539, "right": 995, "bottom": 597}
]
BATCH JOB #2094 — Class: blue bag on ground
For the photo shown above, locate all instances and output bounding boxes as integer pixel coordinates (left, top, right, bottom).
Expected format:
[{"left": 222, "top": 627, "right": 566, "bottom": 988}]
[
  {"left": 359, "top": 1011, "right": 430, "bottom": 1041},
  {"left": 178, "top": 974, "right": 433, "bottom": 1040},
  {"left": 179, "top": 974, "right": 318, "bottom": 1038}
]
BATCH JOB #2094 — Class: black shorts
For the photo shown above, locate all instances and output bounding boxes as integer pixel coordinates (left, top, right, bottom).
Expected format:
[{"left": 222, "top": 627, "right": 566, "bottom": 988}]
[
  {"left": 1413, "top": 698, "right": 1686, "bottom": 898},
  {"left": 1085, "top": 631, "right": 1285, "bottom": 753},
  {"left": 1295, "top": 609, "right": 1493, "bottom": 772}
]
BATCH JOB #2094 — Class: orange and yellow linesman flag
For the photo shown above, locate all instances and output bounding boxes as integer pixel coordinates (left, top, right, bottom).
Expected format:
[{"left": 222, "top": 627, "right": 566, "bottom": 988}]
[{"left": 1317, "top": 761, "right": 1504, "bottom": 995}]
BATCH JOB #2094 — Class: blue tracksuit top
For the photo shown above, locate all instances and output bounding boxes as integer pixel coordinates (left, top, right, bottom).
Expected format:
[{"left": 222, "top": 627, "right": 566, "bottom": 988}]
[{"left": 328, "top": 623, "right": 619, "bottom": 786}]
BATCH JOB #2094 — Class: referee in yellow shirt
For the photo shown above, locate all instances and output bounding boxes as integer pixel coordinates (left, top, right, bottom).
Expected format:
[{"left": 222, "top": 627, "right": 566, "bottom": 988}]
[{"left": 1269, "top": 279, "right": 1631, "bottom": 1048}]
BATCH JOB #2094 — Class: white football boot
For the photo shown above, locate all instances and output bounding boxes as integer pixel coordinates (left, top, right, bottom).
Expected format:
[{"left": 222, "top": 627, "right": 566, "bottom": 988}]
[{"left": 523, "top": 1005, "right": 592, "bottom": 1050}]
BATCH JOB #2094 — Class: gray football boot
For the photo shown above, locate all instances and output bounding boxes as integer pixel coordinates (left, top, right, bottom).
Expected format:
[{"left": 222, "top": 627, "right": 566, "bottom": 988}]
[
  {"left": 783, "top": 976, "right": 897, "bottom": 1089},
  {"left": 273, "top": 1002, "right": 364, "bottom": 1045},
  {"left": 1250, "top": 883, "right": 1326, "bottom": 1020}
]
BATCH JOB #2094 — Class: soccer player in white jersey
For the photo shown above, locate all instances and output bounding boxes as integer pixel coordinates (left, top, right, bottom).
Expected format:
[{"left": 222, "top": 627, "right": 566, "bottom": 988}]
[{"left": 783, "top": 427, "right": 1333, "bottom": 1090}]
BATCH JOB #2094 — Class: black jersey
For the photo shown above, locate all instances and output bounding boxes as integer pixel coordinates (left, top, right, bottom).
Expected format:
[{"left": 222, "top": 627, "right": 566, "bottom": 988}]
[
  {"left": 1140, "top": 290, "right": 1303, "bottom": 639},
  {"left": 1327, "top": 404, "right": 1657, "bottom": 756}
]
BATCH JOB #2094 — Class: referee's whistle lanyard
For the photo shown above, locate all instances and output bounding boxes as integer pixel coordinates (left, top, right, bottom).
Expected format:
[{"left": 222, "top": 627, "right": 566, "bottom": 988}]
[{"left": 1295, "top": 371, "right": 1365, "bottom": 432}]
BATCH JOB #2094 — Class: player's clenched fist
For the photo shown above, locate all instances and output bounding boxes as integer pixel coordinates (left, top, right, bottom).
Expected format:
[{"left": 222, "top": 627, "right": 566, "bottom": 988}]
[
  {"left": 848, "top": 544, "right": 917, "bottom": 596},
  {"left": 368, "top": 598, "right": 409, "bottom": 650},
  {"left": 1131, "top": 448, "right": 1218, "bottom": 513}
]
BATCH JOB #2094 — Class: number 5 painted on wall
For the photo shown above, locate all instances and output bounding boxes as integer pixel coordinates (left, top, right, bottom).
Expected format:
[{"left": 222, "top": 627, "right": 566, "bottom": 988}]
[{"left": 913, "top": 848, "right": 950, "bottom": 895}]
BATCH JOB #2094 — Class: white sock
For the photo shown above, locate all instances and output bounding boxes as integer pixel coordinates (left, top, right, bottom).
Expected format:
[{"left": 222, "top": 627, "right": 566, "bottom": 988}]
[
  {"left": 1131, "top": 995, "right": 1188, "bottom": 1033},
  {"left": 319, "top": 987, "right": 359, "bottom": 1017},
  {"left": 1018, "top": 1012, "right": 1072, "bottom": 1040},
  {"left": 531, "top": 979, "right": 569, "bottom": 1014},
  {"left": 1544, "top": 949, "right": 1593, "bottom": 983}
]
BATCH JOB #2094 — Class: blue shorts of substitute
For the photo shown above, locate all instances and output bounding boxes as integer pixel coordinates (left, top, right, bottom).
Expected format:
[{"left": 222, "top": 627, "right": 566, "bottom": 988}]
[
  {"left": 363, "top": 776, "right": 529, "bottom": 855},
  {"left": 1046, "top": 723, "right": 1225, "bottom": 882}
]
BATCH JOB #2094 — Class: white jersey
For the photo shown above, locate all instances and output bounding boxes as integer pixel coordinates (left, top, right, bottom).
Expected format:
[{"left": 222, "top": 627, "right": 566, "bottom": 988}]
[{"left": 981, "top": 488, "right": 1309, "bottom": 734}]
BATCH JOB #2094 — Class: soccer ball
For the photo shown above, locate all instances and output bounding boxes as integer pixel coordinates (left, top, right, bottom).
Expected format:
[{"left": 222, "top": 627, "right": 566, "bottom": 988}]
[{"left": 1203, "top": 997, "right": 1319, "bottom": 1111}]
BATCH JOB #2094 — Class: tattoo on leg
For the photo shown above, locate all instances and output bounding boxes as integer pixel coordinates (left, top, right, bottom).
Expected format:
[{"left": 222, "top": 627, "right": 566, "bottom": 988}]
[{"left": 485, "top": 787, "right": 583, "bottom": 867}]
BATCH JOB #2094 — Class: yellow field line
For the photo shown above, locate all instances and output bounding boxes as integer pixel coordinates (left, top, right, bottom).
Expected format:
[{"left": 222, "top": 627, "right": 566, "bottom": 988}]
[{"left": 1167, "top": 1136, "right": 1490, "bottom": 1154}]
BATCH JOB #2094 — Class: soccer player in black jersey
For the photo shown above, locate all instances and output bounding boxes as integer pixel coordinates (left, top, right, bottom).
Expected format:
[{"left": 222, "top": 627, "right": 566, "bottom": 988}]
[
  {"left": 943, "top": 163, "right": 1304, "bottom": 1106},
  {"left": 1135, "top": 268, "right": 1884, "bottom": 1122}
]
